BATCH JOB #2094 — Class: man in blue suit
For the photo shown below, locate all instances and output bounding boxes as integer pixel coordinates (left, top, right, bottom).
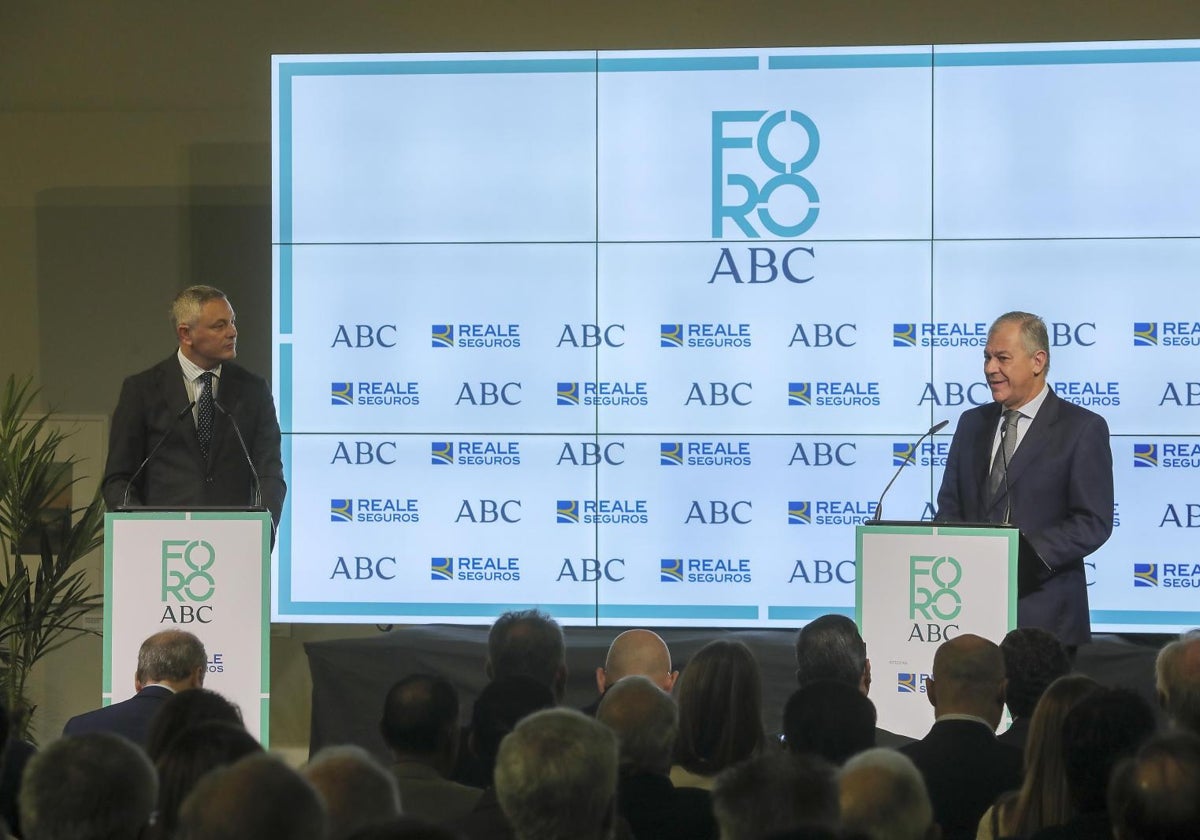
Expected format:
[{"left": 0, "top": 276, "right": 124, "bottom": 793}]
[
  {"left": 936, "top": 311, "right": 1113, "bottom": 649},
  {"left": 63, "top": 630, "right": 207, "bottom": 746}
]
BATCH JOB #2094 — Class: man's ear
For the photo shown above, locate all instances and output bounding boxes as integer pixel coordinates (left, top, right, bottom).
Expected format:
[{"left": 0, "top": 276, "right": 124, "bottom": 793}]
[
  {"left": 924, "top": 676, "right": 938, "bottom": 709},
  {"left": 595, "top": 666, "right": 607, "bottom": 695}
]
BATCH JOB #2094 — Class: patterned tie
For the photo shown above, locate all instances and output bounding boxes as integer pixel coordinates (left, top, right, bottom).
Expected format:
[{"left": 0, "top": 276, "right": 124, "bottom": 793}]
[
  {"left": 197, "top": 371, "right": 215, "bottom": 459},
  {"left": 986, "top": 409, "right": 1020, "bottom": 502}
]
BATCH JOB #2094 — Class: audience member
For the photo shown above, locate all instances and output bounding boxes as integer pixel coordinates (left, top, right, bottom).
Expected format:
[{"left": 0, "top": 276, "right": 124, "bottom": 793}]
[
  {"left": 304, "top": 745, "right": 402, "bottom": 840},
  {"left": 144, "top": 686, "right": 243, "bottom": 762},
  {"left": 584, "top": 629, "right": 678, "bottom": 715},
  {"left": 20, "top": 732, "right": 157, "bottom": 840},
  {"left": 794, "top": 614, "right": 911, "bottom": 747},
  {"left": 710, "top": 752, "right": 838, "bottom": 840},
  {"left": 782, "top": 679, "right": 876, "bottom": 765},
  {"left": 838, "top": 748, "right": 937, "bottom": 840},
  {"left": 672, "top": 640, "right": 765, "bottom": 790},
  {"left": 152, "top": 720, "right": 262, "bottom": 840},
  {"left": 597, "top": 675, "right": 716, "bottom": 840},
  {"left": 1109, "top": 731, "right": 1200, "bottom": 840},
  {"left": 1027, "top": 687, "right": 1156, "bottom": 840},
  {"left": 493, "top": 708, "right": 619, "bottom": 840},
  {"left": 486, "top": 609, "right": 567, "bottom": 701},
  {"left": 900, "top": 634, "right": 1021, "bottom": 840},
  {"left": 1156, "top": 634, "right": 1200, "bottom": 735},
  {"left": 977, "top": 674, "right": 1099, "bottom": 839},
  {"left": 382, "top": 674, "right": 482, "bottom": 823},
  {"left": 0, "top": 698, "right": 22, "bottom": 839},
  {"left": 175, "top": 753, "right": 325, "bottom": 840},
  {"left": 63, "top": 629, "right": 206, "bottom": 747},
  {"left": 348, "top": 817, "right": 468, "bottom": 840},
  {"left": 996, "top": 627, "right": 1070, "bottom": 750}
]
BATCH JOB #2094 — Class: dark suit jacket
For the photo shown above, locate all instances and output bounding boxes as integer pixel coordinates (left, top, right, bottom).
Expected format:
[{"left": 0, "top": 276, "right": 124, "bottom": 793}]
[
  {"left": 935, "top": 388, "right": 1113, "bottom": 646},
  {"left": 102, "top": 355, "right": 285, "bottom": 527},
  {"left": 61, "top": 684, "right": 172, "bottom": 746},
  {"left": 617, "top": 772, "right": 717, "bottom": 840},
  {"left": 901, "top": 718, "right": 1023, "bottom": 840}
]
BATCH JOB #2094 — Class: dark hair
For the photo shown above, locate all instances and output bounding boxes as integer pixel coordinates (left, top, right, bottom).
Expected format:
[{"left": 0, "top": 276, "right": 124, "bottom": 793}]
[
  {"left": 469, "top": 675, "right": 555, "bottom": 778},
  {"left": 154, "top": 721, "right": 263, "bottom": 839},
  {"left": 486, "top": 609, "right": 565, "bottom": 692},
  {"left": 674, "top": 640, "right": 765, "bottom": 776},
  {"left": 794, "top": 614, "right": 866, "bottom": 688},
  {"left": 380, "top": 674, "right": 459, "bottom": 755},
  {"left": 712, "top": 753, "right": 838, "bottom": 840},
  {"left": 1000, "top": 627, "right": 1070, "bottom": 719},
  {"left": 145, "top": 688, "right": 243, "bottom": 763},
  {"left": 782, "top": 680, "right": 876, "bottom": 765},
  {"left": 1061, "top": 687, "right": 1156, "bottom": 812}
]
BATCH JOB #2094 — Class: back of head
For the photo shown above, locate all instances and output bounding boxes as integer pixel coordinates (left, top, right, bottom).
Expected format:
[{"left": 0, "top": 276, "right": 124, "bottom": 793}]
[
  {"left": 487, "top": 609, "right": 566, "bottom": 699},
  {"left": 794, "top": 614, "right": 867, "bottom": 689},
  {"left": 596, "top": 675, "right": 678, "bottom": 775},
  {"left": 303, "top": 745, "right": 401, "bottom": 840},
  {"left": 711, "top": 752, "right": 838, "bottom": 840},
  {"left": 494, "top": 708, "right": 618, "bottom": 840},
  {"left": 1110, "top": 732, "right": 1200, "bottom": 840},
  {"left": 345, "top": 815, "right": 468, "bottom": 840},
  {"left": 137, "top": 629, "right": 207, "bottom": 686},
  {"left": 783, "top": 680, "right": 876, "bottom": 765},
  {"left": 929, "top": 634, "right": 1005, "bottom": 722},
  {"left": 21, "top": 732, "right": 157, "bottom": 840},
  {"left": 380, "top": 674, "right": 459, "bottom": 765},
  {"left": 1157, "top": 636, "right": 1200, "bottom": 735},
  {"left": 1000, "top": 627, "right": 1070, "bottom": 720},
  {"left": 675, "top": 639, "right": 765, "bottom": 776},
  {"left": 1061, "top": 686, "right": 1157, "bottom": 813},
  {"left": 602, "top": 629, "right": 675, "bottom": 690},
  {"left": 839, "top": 748, "right": 934, "bottom": 840},
  {"left": 176, "top": 753, "right": 326, "bottom": 840},
  {"left": 155, "top": 720, "right": 263, "bottom": 839},
  {"left": 469, "top": 674, "right": 556, "bottom": 780},
  {"left": 145, "top": 687, "right": 243, "bottom": 762}
]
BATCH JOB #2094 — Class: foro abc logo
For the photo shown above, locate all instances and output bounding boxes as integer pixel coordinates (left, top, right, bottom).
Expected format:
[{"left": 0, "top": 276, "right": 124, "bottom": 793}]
[
  {"left": 909, "top": 555, "right": 962, "bottom": 621},
  {"left": 161, "top": 539, "right": 217, "bottom": 603}
]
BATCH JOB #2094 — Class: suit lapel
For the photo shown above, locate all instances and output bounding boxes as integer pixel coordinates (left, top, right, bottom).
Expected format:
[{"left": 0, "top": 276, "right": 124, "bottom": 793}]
[
  {"left": 210, "top": 364, "right": 242, "bottom": 461},
  {"left": 973, "top": 402, "right": 1002, "bottom": 506},
  {"left": 1004, "top": 387, "right": 1059, "bottom": 488}
]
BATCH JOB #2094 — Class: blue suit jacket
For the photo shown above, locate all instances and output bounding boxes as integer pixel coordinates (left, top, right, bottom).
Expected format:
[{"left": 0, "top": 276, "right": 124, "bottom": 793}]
[
  {"left": 101, "top": 355, "right": 285, "bottom": 527},
  {"left": 935, "top": 387, "right": 1114, "bottom": 646},
  {"left": 62, "top": 684, "right": 173, "bottom": 746}
]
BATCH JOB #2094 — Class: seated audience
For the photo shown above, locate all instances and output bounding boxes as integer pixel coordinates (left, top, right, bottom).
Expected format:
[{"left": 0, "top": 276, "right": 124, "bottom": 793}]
[
  {"left": 584, "top": 629, "right": 678, "bottom": 715},
  {"left": 977, "top": 673, "right": 1099, "bottom": 840},
  {"left": 672, "top": 640, "right": 765, "bottom": 790},
  {"left": 1109, "top": 731, "right": 1200, "bottom": 840},
  {"left": 710, "top": 752, "right": 838, "bottom": 840},
  {"left": 996, "top": 627, "right": 1071, "bottom": 750},
  {"left": 20, "top": 732, "right": 157, "bottom": 840},
  {"left": 782, "top": 679, "right": 876, "bottom": 765},
  {"left": 839, "top": 748, "right": 938, "bottom": 840},
  {"left": 144, "top": 686, "right": 243, "bottom": 762},
  {"left": 176, "top": 753, "right": 326, "bottom": 840},
  {"left": 493, "top": 708, "right": 619, "bottom": 840},
  {"left": 381, "top": 674, "right": 482, "bottom": 823},
  {"left": 794, "top": 613, "right": 911, "bottom": 747},
  {"left": 900, "top": 634, "right": 1021, "bottom": 840},
  {"left": 63, "top": 629, "right": 206, "bottom": 747},
  {"left": 348, "top": 816, "right": 468, "bottom": 840},
  {"left": 597, "top": 675, "right": 716, "bottom": 840},
  {"left": 303, "top": 745, "right": 402, "bottom": 840},
  {"left": 1027, "top": 687, "right": 1156, "bottom": 840},
  {"left": 1156, "top": 634, "right": 1200, "bottom": 735}
]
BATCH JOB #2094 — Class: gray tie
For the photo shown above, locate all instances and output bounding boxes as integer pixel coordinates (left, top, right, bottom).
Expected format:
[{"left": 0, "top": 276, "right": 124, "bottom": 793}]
[
  {"left": 986, "top": 409, "right": 1020, "bottom": 502},
  {"left": 197, "top": 371, "right": 215, "bottom": 459}
]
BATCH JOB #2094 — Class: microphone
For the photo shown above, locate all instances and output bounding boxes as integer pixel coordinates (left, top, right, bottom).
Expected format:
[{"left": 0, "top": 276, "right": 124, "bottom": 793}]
[
  {"left": 212, "top": 400, "right": 264, "bottom": 510},
  {"left": 871, "top": 420, "right": 949, "bottom": 523},
  {"left": 121, "top": 401, "right": 196, "bottom": 508}
]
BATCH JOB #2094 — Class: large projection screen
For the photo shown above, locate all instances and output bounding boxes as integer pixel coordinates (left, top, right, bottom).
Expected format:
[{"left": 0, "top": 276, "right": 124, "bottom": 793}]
[{"left": 272, "top": 42, "right": 1200, "bottom": 631}]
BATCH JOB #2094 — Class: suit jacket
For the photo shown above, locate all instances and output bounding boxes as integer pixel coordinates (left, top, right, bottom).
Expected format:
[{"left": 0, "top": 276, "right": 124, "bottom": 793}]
[
  {"left": 901, "top": 718, "right": 1023, "bottom": 840},
  {"left": 61, "top": 684, "right": 172, "bottom": 746},
  {"left": 390, "top": 760, "right": 483, "bottom": 825},
  {"left": 102, "top": 355, "right": 286, "bottom": 527},
  {"left": 617, "top": 772, "right": 717, "bottom": 840},
  {"left": 935, "top": 388, "right": 1113, "bottom": 646}
]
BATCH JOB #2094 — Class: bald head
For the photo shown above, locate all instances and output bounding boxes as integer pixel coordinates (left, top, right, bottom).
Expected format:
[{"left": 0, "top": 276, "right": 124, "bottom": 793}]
[
  {"left": 596, "top": 629, "right": 677, "bottom": 694},
  {"left": 597, "top": 675, "right": 678, "bottom": 774},
  {"left": 927, "top": 634, "right": 1006, "bottom": 726},
  {"left": 839, "top": 749, "right": 936, "bottom": 840}
]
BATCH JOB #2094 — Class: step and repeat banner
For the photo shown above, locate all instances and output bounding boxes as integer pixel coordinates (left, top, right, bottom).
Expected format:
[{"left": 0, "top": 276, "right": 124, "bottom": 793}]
[{"left": 272, "top": 43, "right": 1200, "bottom": 630}]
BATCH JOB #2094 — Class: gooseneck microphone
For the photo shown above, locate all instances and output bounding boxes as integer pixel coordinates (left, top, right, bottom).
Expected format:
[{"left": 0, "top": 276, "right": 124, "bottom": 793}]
[
  {"left": 121, "top": 400, "right": 196, "bottom": 508},
  {"left": 212, "top": 400, "right": 264, "bottom": 509},
  {"left": 871, "top": 419, "right": 949, "bottom": 522}
]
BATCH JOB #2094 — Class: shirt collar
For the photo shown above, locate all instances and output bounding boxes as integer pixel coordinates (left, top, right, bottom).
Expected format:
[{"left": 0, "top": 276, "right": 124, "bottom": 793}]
[{"left": 177, "top": 348, "right": 222, "bottom": 383}]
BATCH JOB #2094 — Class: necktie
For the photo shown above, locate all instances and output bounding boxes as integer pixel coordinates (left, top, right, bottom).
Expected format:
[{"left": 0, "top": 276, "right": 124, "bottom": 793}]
[
  {"left": 986, "top": 409, "right": 1020, "bottom": 502},
  {"left": 197, "top": 371, "right": 214, "bottom": 459}
]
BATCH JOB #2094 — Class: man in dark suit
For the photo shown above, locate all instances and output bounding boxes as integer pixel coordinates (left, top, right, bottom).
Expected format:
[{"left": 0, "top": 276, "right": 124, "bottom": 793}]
[
  {"left": 936, "top": 311, "right": 1113, "bottom": 648},
  {"left": 901, "top": 634, "right": 1022, "bottom": 840},
  {"left": 63, "top": 629, "right": 207, "bottom": 746},
  {"left": 101, "top": 285, "right": 285, "bottom": 528}
]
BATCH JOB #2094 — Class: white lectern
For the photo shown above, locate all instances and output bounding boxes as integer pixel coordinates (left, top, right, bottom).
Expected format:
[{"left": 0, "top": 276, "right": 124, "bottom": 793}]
[{"left": 104, "top": 510, "right": 271, "bottom": 744}]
